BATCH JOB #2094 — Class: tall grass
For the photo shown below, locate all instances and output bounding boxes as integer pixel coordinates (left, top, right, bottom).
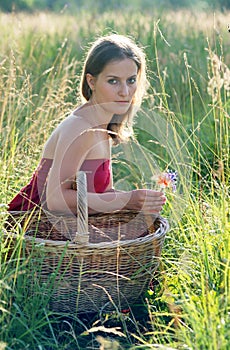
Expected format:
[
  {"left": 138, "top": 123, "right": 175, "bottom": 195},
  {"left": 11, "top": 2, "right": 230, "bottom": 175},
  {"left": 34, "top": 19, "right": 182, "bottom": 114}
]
[{"left": 0, "top": 9, "right": 229, "bottom": 350}]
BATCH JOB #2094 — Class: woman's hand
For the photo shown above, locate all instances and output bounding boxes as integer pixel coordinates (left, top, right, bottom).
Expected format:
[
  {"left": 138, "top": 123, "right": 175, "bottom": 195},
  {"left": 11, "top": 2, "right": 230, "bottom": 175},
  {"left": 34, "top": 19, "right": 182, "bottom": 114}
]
[{"left": 126, "top": 189, "right": 166, "bottom": 214}]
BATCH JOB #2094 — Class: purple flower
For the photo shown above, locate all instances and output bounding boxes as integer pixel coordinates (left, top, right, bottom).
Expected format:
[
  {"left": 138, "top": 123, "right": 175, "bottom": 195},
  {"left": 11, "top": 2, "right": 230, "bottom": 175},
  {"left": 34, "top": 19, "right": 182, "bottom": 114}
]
[{"left": 152, "top": 170, "right": 177, "bottom": 192}]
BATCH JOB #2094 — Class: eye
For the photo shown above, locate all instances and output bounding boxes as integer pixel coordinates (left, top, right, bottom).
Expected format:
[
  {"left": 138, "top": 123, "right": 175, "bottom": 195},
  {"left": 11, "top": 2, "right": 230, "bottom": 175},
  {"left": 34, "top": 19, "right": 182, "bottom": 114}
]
[
  {"left": 108, "top": 79, "right": 118, "bottom": 85},
  {"left": 127, "top": 77, "right": 137, "bottom": 85}
]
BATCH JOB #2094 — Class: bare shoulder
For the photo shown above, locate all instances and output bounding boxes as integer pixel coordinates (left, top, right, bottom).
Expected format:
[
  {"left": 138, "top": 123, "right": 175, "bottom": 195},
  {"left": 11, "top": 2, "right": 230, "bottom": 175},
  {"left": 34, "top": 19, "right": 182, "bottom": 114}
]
[
  {"left": 42, "top": 114, "right": 93, "bottom": 159},
  {"left": 57, "top": 114, "right": 91, "bottom": 135}
]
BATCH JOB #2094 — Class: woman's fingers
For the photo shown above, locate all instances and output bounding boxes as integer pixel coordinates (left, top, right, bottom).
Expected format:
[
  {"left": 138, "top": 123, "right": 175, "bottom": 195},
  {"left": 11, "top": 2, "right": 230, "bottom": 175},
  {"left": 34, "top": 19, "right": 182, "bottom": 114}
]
[
  {"left": 128, "top": 189, "right": 166, "bottom": 212},
  {"left": 142, "top": 190, "right": 166, "bottom": 213}
]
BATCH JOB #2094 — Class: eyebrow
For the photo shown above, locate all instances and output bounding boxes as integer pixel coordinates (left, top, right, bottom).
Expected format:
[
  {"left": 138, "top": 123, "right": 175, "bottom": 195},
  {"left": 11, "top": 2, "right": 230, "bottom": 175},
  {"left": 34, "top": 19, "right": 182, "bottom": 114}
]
[{"left": 106, "top": 74, "right": 137, "bottom": 78}]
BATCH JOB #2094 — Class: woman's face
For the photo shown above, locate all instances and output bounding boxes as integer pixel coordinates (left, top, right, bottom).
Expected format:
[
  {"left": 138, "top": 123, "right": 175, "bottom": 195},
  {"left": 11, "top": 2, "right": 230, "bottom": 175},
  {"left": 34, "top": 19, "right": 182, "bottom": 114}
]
[{"left": 86, "top": 58, "right": 138, "bottom": 116}]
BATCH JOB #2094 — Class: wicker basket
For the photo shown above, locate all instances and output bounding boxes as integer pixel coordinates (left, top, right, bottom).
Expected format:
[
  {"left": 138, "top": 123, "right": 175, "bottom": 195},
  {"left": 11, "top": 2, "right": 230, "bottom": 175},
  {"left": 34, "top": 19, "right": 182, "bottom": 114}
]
[{"left": 6, "top": 172, "right": 169, "bottom": 314}]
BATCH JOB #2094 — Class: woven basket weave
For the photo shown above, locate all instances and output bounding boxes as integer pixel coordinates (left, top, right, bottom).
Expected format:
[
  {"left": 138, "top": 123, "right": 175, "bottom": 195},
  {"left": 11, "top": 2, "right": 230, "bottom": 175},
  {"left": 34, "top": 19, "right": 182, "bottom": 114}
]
[{"left": 6, "top": 172, "right": 169, "bottom": 314}]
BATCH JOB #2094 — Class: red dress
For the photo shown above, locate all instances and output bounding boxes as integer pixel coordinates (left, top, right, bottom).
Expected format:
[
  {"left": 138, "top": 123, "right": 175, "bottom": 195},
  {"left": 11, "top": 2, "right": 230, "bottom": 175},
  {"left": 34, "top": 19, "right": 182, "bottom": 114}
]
[{"left": 8, "top": 158, "right": 111, "bottom": 211}]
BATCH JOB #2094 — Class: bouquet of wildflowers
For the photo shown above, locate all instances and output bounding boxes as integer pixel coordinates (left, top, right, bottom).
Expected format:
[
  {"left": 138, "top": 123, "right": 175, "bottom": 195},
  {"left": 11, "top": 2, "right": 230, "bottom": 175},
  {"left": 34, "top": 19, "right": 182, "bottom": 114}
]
[
  {"left": 144, "top": 170, "right": 178, "bottom": 228},
  {"left": 151, "top": 170, "right": 178, "bottom": 193}
]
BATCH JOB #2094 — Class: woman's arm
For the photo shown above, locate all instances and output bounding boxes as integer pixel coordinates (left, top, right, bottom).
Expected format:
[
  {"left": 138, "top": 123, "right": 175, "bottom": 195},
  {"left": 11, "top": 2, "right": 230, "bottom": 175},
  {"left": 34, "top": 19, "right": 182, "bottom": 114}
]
[
  {"left": 48, "top": 176, "right": 165, "bottom": 215},
  {"left": 87, "top": 189, "right": 166, "bottom": 214},
  {"left": 45, "top": 121, "right": 93, "bottom": 213},
  {"left": 45, "top": 120, "right": 166, "bottom": 215}
]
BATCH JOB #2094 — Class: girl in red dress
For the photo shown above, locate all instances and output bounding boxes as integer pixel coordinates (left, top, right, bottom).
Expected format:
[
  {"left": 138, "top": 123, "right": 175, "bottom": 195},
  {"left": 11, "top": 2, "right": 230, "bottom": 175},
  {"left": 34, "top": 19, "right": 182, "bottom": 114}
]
[{"left": 8, "top": 34, "right": 166, "bottom": 215}]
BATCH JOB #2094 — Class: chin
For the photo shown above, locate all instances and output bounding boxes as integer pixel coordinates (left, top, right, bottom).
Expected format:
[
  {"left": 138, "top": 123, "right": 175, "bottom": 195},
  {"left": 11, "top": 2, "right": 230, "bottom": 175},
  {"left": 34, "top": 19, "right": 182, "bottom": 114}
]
[
  {"left": 112, "top": 104, "right": 131, "bottom": 115},
  {"left": 100, "top": 102, "right": 131, "bottom": 116}
]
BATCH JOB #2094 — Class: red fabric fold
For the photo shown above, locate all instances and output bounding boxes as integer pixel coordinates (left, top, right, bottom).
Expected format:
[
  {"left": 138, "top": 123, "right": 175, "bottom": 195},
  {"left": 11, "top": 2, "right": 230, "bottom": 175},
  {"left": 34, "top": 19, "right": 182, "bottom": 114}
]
[{"left": 8, "top": 158, "right": 111, "bottom": 211}]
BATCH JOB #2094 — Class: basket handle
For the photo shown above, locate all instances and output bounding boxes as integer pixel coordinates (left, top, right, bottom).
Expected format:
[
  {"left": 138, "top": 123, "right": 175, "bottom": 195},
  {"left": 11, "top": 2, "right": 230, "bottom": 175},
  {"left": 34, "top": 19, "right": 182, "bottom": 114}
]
[{"left": 72, "top": 171, "right": 89, "bottom": 244}]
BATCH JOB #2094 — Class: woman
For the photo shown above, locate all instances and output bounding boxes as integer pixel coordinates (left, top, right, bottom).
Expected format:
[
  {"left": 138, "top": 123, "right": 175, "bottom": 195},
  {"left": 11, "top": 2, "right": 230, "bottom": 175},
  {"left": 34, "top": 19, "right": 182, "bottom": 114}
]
[{"left": 8, "top": 34, "right": 166, "bottom": 215}]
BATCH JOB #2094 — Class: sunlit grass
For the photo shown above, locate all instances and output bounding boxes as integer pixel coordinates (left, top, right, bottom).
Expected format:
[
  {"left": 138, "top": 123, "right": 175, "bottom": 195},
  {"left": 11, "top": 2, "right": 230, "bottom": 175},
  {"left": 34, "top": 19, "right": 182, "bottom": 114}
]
[{"left": 0, "top": 8, "right": 229, "bottom": 350}]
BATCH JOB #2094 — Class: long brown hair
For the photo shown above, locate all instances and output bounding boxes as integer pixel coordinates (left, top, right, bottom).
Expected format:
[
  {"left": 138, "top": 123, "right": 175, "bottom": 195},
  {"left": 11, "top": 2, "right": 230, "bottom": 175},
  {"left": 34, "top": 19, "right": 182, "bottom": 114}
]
[{"left": 80, "top": 34, "right": 148, "bottom": 143}]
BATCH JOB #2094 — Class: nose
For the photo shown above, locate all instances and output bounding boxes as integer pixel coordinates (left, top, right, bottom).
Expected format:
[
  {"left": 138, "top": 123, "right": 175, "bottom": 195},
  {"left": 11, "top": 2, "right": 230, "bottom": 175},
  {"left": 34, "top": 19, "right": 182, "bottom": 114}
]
[{"left": 118, "top": 83, "right": 129, "bottom": 97}]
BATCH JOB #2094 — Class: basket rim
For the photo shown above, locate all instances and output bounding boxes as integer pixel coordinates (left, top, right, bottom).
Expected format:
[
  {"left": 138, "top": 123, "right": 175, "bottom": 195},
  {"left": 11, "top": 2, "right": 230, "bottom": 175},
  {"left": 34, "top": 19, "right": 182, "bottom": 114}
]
[
  {"left": 4, "top": 217, "right": 169, "bottom": 249},
  {"left": 8, "top": 208, "right": 159, "bottom": 217}
]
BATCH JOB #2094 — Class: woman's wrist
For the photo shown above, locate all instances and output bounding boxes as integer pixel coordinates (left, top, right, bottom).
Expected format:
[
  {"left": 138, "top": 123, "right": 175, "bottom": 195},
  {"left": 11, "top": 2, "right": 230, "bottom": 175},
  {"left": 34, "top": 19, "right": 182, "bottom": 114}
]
[{"left": 87, "top": 190, "right": 132, "bottom": 213}]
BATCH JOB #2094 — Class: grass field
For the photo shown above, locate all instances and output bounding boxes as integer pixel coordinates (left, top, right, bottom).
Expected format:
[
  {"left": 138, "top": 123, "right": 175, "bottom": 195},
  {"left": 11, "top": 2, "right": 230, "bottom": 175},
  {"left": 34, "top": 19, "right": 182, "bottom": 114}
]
[{"left": 0, "top": 8, "right": 229, "bottom": 350}]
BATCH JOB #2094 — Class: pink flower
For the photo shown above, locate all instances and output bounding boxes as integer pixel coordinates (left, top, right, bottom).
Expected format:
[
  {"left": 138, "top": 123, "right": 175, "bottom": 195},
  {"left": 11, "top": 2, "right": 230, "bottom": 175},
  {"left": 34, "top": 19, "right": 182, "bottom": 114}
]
[{"left": 152, "top": 170, "right": 177, "bottom": 192}]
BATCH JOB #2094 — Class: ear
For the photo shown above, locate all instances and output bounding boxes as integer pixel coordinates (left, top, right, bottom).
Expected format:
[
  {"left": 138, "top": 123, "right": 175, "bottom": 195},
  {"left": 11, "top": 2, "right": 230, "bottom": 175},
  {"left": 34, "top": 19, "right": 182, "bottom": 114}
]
[{"left": 86, "top": 73, "right": 96, "bottom": 91}]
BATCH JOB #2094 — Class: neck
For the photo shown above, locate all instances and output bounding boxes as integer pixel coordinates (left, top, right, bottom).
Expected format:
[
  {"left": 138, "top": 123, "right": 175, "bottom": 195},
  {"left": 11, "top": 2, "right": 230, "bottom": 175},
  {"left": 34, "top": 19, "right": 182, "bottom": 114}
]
[
  {"left": 74, "top": 101, "right": 113, "bottom": 129},
  {"left": 88, "top": 99, "right": 113, "bottom": 128}
]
